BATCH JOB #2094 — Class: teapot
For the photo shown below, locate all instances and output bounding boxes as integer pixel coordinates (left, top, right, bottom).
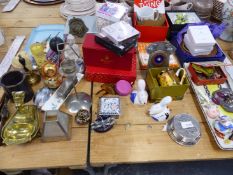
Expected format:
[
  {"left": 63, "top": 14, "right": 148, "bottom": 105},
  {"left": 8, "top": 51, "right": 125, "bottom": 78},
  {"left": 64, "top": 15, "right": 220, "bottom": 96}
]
[{"left": 157, "top": 68, "right": 186, "bottom": 87}]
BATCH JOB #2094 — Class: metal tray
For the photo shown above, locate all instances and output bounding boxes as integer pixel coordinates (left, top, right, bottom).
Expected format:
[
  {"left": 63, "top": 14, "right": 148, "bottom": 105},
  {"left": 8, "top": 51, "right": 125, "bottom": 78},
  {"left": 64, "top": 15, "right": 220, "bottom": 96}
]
[{"left": 184, "top": 63, "right": 233, "bottom": 150}]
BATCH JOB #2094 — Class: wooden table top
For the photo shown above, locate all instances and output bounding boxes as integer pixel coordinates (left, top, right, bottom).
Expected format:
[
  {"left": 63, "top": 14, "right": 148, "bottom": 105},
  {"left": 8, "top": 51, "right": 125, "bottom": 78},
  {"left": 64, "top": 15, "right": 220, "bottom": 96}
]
[{"left": 0, "top": 2, "right": 89, "bottom": 171}]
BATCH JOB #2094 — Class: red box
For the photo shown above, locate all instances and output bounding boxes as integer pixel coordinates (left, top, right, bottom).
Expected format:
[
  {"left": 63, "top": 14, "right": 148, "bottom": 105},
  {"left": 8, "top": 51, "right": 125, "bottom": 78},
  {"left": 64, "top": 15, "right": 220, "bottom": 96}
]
[
  {"left": 188, "top": 64, "right": 227, "bottom": 86},
  {"left": 133, "top": 13, "right": 169, "bottom": 42},
  {"left": 85, "top": 54, "right": 136, "bottom": 83},
  {"left": 82, "top": 34, "right": 136, "bottom": 71}
]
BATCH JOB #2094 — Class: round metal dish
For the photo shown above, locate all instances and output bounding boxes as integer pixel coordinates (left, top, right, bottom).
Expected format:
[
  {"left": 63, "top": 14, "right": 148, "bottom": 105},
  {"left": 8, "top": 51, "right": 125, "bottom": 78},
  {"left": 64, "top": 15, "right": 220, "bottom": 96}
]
[
  {"left": 65, "top": 92, "right": 92, "bottom": 114},
  {"left": 167, "top": 114, "right": 201, "bottom": 146}
]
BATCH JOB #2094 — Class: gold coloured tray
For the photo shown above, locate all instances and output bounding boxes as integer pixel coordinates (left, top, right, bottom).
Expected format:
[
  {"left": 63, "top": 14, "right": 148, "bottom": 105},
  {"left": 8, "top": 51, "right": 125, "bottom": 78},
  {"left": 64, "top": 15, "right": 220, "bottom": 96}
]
[
  {"left": 23, "top": 0, "right": 64, "bottom": 5},
  {"left": 1, "top": 105, "right": 40, "bottom": 145}
]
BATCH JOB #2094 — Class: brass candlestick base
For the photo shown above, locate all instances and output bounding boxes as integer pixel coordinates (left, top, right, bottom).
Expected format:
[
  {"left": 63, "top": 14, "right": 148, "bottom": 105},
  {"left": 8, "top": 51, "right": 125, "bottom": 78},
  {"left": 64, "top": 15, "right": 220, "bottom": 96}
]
[{"left": 26, "top": 71, "right": 41, "bottom": 86}]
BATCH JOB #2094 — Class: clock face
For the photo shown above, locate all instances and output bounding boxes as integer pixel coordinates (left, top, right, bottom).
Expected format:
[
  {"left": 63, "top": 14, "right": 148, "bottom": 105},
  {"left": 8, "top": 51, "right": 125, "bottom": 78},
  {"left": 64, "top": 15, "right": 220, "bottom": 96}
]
[
  {"left": 149, "top": 51, "right": 169, "bottom": 68},
  {"left": 153, "top": 54, "right": 165, "bottom": 65}
]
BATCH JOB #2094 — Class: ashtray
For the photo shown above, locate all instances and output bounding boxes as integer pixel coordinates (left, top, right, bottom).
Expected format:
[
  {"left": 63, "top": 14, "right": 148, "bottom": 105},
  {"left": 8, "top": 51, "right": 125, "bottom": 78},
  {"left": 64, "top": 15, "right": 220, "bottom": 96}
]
[
  {"left": 65, "top": 92, "right": 92, "bottom": 114},
  {"left": 167, "top": 114, "right": 201, "bottom": 146},
  {"left": 98, "top": 97, "right": 120, "bottom": 116}
]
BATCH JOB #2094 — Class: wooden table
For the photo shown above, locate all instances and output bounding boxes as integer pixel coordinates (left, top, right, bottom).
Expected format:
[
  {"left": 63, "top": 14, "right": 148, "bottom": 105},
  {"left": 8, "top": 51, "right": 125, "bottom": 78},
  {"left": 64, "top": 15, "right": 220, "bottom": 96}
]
[
  {"left": 90, "top": 41, "right": 233, "bottom": 166},
  {"left": 0, "top": 3, "right": 90, "bottom": 172},
  {"left": 1, "top": 1, "right": 233, "bottom": 173}
]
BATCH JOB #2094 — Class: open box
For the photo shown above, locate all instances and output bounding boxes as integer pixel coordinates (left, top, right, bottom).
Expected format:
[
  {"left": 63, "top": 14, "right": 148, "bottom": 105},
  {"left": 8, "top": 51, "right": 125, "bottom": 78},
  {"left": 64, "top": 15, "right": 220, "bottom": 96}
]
[
  {"left": 146, "top": 67, "right": 189, "bottom": 102},
  {"left": 133, "top": 13, "right": 169, "bottom": 42},
  {"left": 188, "top": 63, "right": 227, "bottom": 86}
]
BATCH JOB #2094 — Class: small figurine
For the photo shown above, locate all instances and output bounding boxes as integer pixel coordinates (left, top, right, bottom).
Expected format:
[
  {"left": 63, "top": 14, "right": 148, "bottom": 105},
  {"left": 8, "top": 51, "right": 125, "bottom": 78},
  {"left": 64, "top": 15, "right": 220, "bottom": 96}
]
[
  {"left": 214, "top": 115, "right": 233, "bottom": 139},
  {"left": 204, "top": 104, "right": 220, "bottom": 119},
  {"left": 130, "top": 79, "right": 148, "bottom": 105},
  {"left": 96, "top": 83, "right": 116, "bottom": 97},
  {"left": 149, "top": 96, "right": 172, "bottom": 121}
]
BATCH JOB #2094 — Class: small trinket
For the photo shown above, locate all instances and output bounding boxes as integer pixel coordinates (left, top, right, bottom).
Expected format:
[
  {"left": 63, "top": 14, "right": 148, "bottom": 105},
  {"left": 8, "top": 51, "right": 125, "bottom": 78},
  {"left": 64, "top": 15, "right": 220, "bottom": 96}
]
[
  {"left": 75, "top": 109, "right": 90, "bottom": 124},
  {"left": 69, "top": 18, "right": 88, "bottom": 38},
  {"left": 204, "top": 104, "right": 220, "bottom": 119},
  {"left": 212, "top": 88, "right": 233, "bottom": 113},
  {"left": 99, "top": 97, "right": 120, "bottom": 116},
  {"left": 91, "top": 115, "right": 116, "bottom": 133},
  {"left": 214, "top": 115, "right": 233, "bottom": 139},
  {"left": 96, "top": 83, "right": 116, "bottom": 97},
  {"left": 115, "top": 80, "right": 132, "bottom": 96},
  {"left": 167, "top": 114, "right": 201, "bottom": 146},
  {"left": 41, "top": 62, "right": 62, "bottom": 89},
  {"left": 149, "top": 96, "right": 172, "bottom": 122},
  {"left": 130, "top": 79, "right": 148, "bottom": 105},
  {"left": 146, "top": 41, "right": 176, "bottom": 68}
]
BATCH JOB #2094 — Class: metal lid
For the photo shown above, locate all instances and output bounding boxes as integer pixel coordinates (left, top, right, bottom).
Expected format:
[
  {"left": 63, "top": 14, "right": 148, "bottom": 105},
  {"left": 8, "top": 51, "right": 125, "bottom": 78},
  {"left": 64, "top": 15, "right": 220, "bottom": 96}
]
[{"left": 167, "top": 114, "right": 201, "bottom": 146}]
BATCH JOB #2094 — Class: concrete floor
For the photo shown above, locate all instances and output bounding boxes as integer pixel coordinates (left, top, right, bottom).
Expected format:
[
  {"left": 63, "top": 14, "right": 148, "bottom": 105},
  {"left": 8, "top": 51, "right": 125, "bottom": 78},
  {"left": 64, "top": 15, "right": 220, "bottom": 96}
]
[{"left": 2, "top": 160, "right": 233, "bottom": 175}]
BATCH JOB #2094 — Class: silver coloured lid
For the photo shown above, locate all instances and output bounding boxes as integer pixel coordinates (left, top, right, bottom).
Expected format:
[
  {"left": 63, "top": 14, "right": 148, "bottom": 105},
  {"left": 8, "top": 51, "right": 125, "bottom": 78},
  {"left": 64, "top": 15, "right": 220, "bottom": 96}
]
[{"left": 167, "top": 114, "right": 201, "bottom": 146}]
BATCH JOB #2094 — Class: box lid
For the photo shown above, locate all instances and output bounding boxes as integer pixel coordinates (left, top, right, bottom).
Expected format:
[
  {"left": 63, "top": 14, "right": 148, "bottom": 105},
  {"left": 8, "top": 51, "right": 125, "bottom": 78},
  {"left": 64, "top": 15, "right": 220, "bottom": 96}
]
[{"left": 82, "top": 34, "right": 135, "bottom": 54}]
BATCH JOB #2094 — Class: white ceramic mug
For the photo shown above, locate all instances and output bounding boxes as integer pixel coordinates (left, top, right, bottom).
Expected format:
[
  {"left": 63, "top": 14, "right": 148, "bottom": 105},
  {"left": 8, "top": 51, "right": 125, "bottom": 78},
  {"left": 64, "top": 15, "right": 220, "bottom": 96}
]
[
  {"left": 137, "top": 6, "right": 155, "bottom": 21},
  {"left": 172, "top": 2, "right": 193, "bottom": 11}
]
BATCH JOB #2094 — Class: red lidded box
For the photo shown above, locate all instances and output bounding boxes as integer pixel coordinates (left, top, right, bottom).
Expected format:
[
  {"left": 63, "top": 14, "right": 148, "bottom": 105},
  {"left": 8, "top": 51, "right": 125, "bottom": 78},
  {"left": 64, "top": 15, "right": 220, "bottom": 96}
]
[
  {"left": 85, "top": 54, "right": 137, "bottom": 83},
  {"left": 82, "top": 34, "right": 136, "bottom": 71},
  {"left": 188, "top": 63, "right": 227, "bottom": 86},
  {"left": 133, "top": 13, "right": 169, "bottom": 42}
]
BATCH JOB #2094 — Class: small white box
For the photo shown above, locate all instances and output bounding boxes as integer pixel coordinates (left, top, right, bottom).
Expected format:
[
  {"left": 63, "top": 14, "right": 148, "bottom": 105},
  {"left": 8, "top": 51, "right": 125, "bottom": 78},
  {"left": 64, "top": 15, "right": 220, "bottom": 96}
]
[
  {"left": 184, "top": 34, "right": 213, "bottom": 56},
  {"left": 187, "top": 25, "right": 216, "bottom": 47},
  {"left": 101, "top": 21, "right": 140, "bottom": 45},
  {"left": 96, "top": 2, "right": 126, "bottom": 22}
]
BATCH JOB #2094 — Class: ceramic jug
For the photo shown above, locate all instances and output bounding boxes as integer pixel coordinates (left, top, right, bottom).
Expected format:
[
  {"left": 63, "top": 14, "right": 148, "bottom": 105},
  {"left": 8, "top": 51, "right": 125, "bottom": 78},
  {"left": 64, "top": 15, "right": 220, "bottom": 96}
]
[{"left": 157, "top": 68, "right": 186, "bottom": 87}]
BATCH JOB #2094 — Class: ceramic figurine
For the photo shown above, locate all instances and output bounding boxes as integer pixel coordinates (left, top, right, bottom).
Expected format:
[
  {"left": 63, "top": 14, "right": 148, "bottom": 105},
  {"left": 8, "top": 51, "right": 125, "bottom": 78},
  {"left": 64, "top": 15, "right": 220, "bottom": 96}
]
[
  {"left": 214, "top": 115, "right": 233, "bottom": 139},
  {"left": 149, "top": 96, "right": 172, "bottom": 121},
  {"left": 130, "top": 79, "right": 148, "bottom": 105},
  {"left": 204, "top": 104, "right": 220, "bottom": 119}
]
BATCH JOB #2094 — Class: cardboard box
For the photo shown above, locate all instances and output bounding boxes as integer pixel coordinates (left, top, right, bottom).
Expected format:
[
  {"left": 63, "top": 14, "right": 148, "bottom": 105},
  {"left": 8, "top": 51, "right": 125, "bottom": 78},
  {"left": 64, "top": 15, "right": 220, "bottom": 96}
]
[
  {"left": 83, "top": 34, "right": 136, "bottom": 71},
  {"left": 146, "top": 67, "right": 189, "bottom": 102},
  {"left": 85, "top": 54, "right": 136, "bottom": 83},
  {"left": 133, "top": 13, "right": 169, "bottom": 42}
]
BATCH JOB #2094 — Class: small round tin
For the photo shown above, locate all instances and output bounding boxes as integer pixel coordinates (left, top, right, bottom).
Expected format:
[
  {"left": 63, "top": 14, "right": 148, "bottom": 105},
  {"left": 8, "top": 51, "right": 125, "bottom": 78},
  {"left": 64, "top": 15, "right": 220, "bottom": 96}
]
[
  {"left": 75, "top": 109, "right": 90, "bottom": 124},
  {"left": 167, "top": 114, "right": 201, "bottom": 146}
]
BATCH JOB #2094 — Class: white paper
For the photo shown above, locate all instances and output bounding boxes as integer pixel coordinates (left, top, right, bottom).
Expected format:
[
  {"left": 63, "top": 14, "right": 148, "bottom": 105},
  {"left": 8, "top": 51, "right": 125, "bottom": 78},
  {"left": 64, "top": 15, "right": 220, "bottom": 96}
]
[
  {"left": 2, "top": 0, "right": 20, "bottom": 12},
  {"left": 181, "top": 121, "right": 194, "bottom": 129},
  {"left": 0, "top": 36, "right": 25, "bottom": 78}
]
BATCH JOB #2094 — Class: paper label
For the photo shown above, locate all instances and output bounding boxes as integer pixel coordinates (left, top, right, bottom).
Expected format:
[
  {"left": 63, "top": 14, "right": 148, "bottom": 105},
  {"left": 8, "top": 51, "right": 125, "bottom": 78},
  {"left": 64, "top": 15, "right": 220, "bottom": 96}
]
[
  {"left": 181, "top": 121, "right": 194, "bottom": 129},
  {"left": 134, "top": 0, "right": 165, "bottom": 14}
]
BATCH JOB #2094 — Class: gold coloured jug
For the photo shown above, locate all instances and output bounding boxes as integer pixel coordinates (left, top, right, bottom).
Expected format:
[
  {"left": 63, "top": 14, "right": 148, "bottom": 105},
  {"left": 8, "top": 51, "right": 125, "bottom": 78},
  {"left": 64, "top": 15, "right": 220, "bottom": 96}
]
[{"left": 157, "top": 68, "right": 186, "bottom": 87}]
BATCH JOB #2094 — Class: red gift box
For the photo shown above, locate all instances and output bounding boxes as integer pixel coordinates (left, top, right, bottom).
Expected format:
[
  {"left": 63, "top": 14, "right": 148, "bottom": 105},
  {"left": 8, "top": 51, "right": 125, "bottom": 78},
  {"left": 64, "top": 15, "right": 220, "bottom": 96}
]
[
  {"left": 82, "top": 34, "right": 136, "bottom": 71},
  {"left": 188, "top": 63, "right": 227, "bottom": 86},
  {"left": 133, "top": 13, "right": 169, "bottom": 42},
  {"left": 85, "top": 54, "right": 136, "bottom": 83}
]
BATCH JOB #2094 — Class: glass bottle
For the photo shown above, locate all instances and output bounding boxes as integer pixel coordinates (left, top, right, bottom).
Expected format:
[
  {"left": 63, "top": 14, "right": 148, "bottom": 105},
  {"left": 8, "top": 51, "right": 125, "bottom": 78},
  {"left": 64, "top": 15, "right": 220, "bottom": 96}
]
[{"left": 193, "top": 0, "right": 213, "bottom": 19}]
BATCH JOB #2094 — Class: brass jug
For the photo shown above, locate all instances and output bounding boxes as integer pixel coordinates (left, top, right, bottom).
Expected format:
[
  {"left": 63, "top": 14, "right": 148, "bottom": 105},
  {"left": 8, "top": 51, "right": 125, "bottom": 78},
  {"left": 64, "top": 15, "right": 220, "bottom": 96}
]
[{"left": 157, "top": 68, "right": 186, "bottom": 87}]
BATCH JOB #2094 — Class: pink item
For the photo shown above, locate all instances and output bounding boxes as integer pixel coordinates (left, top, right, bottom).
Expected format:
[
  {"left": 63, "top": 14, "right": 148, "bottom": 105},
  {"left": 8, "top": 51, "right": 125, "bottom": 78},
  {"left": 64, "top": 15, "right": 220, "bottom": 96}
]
[{"left": 115, "top": 80, "right": 132, "bottom": 96}]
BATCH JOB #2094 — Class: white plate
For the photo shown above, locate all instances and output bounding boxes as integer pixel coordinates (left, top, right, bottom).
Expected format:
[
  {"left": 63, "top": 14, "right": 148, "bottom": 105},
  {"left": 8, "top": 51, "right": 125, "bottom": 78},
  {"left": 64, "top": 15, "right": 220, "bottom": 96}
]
[
  {"left": 65, "top": 2, "right": 95, "bottom": 12},
  {"left": 60, "top": 3, "right": 95, "bottom": 16}
]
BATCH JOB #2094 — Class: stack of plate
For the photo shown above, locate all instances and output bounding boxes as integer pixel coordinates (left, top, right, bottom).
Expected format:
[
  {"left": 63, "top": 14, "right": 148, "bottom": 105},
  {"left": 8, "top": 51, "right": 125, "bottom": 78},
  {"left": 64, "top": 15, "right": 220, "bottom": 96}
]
[
  {"left": 212, "top": 0, "right": 225, "bottom": 21},
  {"left": 24, "top": 0, "right": 64, "bottom": 5},
  {"left": 60, "top": 0, "right": 96, "bottom": 19},
  {"left": 167, "top": 114, "right": 201, "bottom": 146}
]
